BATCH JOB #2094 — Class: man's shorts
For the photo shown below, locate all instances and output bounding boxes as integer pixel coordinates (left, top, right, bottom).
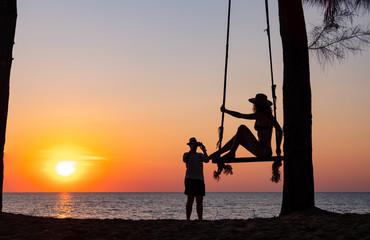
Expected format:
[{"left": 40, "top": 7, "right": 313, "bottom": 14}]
[{"left": 184, "top": 178, "right": 205, "bottom": 196}]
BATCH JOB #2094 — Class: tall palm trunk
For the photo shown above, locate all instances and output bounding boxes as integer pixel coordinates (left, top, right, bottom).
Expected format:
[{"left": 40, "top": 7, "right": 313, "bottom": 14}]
[
  {"left": 0, "top": 0, "right": 17, "bottom": 213},
  {"left": 278, "top": 0, "right": 315, "bottom": 215}
]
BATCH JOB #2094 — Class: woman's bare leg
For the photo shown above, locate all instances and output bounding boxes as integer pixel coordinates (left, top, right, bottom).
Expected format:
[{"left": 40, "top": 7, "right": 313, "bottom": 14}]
[
  {"left": 206, "top": 136, "right": 235, "bottom": 160},
  {"left": 223, "top": 125, "right": 259, "bottom": 158},
  {"left": 235, "top": 125, "right": 270, "bottom": 156}
]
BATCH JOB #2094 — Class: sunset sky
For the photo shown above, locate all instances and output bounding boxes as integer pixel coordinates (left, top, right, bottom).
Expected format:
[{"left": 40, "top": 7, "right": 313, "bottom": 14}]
[{"left": 4, "top": 0, "right": 370, "bottom": 192}]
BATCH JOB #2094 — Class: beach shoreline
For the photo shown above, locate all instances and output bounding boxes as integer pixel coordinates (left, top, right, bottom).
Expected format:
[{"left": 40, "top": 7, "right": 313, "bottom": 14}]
[{"left": 0, "top": 208, "right": 369, "bottom": 239}]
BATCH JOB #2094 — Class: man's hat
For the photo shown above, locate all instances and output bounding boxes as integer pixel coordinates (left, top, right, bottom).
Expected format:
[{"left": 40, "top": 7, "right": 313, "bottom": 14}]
[{"left": 187, "top": 137, "right": 198, "bottom": 145}]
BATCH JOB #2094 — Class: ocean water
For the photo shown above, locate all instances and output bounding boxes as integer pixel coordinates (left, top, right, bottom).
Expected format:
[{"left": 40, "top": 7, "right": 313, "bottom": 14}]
[{"left": 3, "top": 192, "right": 369, "bottom": 220}]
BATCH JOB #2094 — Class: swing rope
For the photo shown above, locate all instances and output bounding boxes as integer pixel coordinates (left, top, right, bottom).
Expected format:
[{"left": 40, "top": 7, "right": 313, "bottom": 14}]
[
  {"left": 265, "top": 0, "right": 277, "bottom": 122},
  {"left": 264, "top": 0, "right": 283, "bottom": 183},
  {"left": 217, "top": 0, "right": 232, "bottom": 151},
  {"left": 213, "top": 0, "right": 233, "bottom": 181}
]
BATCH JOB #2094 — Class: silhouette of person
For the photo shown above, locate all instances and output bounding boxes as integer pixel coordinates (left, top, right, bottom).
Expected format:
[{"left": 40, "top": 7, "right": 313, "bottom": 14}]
[
  {"left": 183, "top": 137, "right": 209, "bottom": 220},
  {"left": 207, "top": 93, "right": 283, "bottom": 180}
]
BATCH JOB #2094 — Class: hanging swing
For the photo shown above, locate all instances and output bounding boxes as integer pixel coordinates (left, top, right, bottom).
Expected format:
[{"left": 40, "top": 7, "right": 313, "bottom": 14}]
[{"left": 212, "top": 0, "right": 284, "bottom": 177}]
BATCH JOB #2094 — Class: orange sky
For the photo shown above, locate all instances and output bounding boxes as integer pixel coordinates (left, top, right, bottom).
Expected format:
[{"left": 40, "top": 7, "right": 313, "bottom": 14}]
[{"left": 3, "top": 0, "right": 370, "bottom": 192}]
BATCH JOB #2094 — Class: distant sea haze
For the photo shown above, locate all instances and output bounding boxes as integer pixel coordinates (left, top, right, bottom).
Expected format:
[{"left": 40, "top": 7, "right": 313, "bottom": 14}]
[{"left": 3, "top": 192, "right": 369, "bottom": 220}]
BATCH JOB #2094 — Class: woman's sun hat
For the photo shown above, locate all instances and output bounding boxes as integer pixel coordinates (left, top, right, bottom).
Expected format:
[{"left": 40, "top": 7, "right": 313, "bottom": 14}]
[{"left": 249, "top": 93, "right": 272, "bottom": 107}]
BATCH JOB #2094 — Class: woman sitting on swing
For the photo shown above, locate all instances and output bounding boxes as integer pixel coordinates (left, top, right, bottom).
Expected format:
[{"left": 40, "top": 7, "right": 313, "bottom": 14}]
[{"left": 207, "top": 93, "right": 283, "bottom": 182}]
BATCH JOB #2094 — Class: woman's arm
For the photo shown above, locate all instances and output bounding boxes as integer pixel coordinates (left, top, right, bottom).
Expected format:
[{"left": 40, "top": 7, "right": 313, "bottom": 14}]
[
  {"left": 221, "top": 106, "right": 256, "bottom": 120},
  {"left": 273, "top": 118, "right": 283, "bottom": 156}
]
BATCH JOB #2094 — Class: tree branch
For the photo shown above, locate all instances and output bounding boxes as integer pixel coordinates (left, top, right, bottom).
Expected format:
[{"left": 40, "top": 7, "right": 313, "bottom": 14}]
[{"left": 307, "top": 4, "right": 370, "bottom": 66}]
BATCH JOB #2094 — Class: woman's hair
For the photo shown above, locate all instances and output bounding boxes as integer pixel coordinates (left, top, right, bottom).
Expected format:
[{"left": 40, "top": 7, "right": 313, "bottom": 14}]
[
  {"left": 254, "top": 104, "right": 273, "bottom": 118},
  {"left": 254, "top": 104, "right": 281, "bottom": 182}
]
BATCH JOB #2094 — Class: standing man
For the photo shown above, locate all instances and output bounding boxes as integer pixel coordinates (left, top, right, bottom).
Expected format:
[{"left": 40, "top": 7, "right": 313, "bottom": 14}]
[{"left": 183, "top": 137, "right": 209, "bottom": 220}]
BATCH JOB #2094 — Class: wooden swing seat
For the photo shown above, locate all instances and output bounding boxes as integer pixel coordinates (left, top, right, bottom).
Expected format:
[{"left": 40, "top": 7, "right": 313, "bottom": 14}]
[{"left": 212, "top": 155, "right": 284, "bottom": 164}]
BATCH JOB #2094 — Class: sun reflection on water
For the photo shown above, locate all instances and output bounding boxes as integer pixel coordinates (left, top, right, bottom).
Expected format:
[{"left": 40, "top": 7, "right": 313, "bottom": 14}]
[{"left": 55, "top": 192, "right": 74, "bottom": 218}]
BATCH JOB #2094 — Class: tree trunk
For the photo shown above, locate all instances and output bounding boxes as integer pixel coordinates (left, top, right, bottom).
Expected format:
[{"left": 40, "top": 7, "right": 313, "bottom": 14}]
[
  {"left": 278, "top": 0, "right": 315, "bottom": 215},
  {"left": 0, "top": 0, "right": 17, "bottom": 213}
]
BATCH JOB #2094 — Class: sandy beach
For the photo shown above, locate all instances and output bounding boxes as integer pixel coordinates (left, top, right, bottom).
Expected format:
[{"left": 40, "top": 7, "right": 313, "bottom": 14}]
[{"left": 0, "top": 208, "right": 369, "bottom": 240}]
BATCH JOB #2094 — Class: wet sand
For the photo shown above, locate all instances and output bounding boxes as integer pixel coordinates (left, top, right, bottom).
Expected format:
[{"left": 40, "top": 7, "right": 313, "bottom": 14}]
[{"left": 0, "top": 208, "right": 369, "bottom": 239}]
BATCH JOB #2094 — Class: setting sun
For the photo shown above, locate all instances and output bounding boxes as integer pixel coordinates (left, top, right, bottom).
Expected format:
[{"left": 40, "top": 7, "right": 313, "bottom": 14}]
[
  {"left": 24, "top": 144, "right": 112, "bottom": 190},
  {"left": 55, "top": 161, "right": 77, "bottom": 177}
]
